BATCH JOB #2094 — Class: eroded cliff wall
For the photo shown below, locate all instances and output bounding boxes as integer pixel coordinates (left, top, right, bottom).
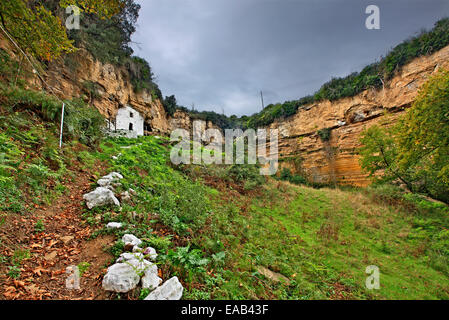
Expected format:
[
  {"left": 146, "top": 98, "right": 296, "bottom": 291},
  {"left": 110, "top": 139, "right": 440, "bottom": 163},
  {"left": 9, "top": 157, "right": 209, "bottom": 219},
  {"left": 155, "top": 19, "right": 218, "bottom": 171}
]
[
  {"left": 44, "top": 49, "right": 173, "bottom": 134},
  {"left": 269, "top": 45, "right": 449, "bottom": 186}
]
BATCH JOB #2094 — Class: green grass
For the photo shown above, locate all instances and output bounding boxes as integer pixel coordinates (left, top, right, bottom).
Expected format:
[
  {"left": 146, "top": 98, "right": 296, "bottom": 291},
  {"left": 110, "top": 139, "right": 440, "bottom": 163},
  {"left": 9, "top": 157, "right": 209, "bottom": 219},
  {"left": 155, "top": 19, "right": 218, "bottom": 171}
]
[
  {"left": 196, "top": 183, "right": 449, "bottom": 299},
  {"left": 86, "top": 135, "right": 449, "bottom": 300}
]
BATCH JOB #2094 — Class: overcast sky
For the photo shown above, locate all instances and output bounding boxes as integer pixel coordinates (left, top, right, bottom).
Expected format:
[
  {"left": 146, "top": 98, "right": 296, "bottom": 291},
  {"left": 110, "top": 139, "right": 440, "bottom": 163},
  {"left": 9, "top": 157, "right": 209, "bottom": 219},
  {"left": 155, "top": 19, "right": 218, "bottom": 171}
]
[{"left": 131, "top": 0, "right": 449, "bottom": 116}]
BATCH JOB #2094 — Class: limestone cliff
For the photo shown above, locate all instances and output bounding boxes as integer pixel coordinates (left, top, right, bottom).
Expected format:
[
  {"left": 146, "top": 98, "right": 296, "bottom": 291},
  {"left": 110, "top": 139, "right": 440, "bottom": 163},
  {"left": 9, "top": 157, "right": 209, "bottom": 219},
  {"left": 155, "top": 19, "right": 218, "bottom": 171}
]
[
  {"left": 43, "top": 49, "right": 173, "bottom": 134},
  {"left": 270, "top": 45, "right": 449, "bottom": 186}
]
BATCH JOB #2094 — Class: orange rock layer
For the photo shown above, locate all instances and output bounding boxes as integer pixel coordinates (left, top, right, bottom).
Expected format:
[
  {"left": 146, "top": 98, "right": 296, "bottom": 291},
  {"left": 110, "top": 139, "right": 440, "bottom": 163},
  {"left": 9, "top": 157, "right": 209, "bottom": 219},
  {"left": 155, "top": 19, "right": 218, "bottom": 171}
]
[{"left": 268, "top": 45, "right": 449, "bottom": 186}]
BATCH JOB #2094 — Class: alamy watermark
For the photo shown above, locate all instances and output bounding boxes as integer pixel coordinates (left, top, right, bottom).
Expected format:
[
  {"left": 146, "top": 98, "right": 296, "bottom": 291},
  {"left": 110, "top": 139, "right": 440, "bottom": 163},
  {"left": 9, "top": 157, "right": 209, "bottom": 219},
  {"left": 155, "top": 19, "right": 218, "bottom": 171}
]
[
  {"left": 65, "top": 5, "right": 81, "bottom": 30},
  {"left": 66, "top": 265, "right": 80, "bottom": 290},
  {"left": 365, "top": 265, "right": 380, "bottom": 290},
  {"left": 170, "top": 121, "right": 280, "bottom": 175},
  {"left": 365, "top": 5, "right": 380, "bottom": 30}
]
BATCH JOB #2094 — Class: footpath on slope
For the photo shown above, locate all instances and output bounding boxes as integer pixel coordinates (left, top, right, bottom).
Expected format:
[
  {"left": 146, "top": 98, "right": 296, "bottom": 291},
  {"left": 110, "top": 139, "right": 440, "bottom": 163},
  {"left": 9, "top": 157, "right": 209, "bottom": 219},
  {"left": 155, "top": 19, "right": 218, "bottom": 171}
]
[{"left": 0, "top": 165, "right": 116, "bottom": 300}]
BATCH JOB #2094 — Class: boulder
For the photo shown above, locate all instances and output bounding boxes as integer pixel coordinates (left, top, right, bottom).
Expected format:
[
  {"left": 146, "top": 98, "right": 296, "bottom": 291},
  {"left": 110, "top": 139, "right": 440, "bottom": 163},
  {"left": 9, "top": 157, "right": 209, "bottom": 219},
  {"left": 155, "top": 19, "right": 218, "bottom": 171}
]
[
  {"left": 133, "top": 246, "right": 157, "bottom": 261},
  {"left": 126, "top": 258, "right": 157, "bottom": 275},
  {"left": 122, "top": 234, "right": 142, "bottom": 248},
  {"left": 97, "top": 172, "right": 123, "bottom": 188},
  {"left": 102, "top": 263, "right": 140, "bottom": 293},
  {"left": 83, "top": 187, "right": 120, "bottom": 209},
  {"left": 97, "top": 178, "right": 112, "bottom": 187},
  {"left": 116, "top": 252, "right": 144, "bottom": 263},
  {"left": 141, "top": 271, "right": 162, "bottom": 291},
  {"left": 103, "top": 172, "right": 124, "bottom": 180},
  {"left": 144, "top": 276, "right": 183, "bottom": 300}
]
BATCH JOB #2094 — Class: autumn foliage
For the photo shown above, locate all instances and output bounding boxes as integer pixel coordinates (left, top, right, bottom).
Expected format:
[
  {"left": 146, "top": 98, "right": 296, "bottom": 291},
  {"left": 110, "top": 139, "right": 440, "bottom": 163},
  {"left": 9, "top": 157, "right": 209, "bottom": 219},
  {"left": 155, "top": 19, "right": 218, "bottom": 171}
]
[{"left": 0, "top": 0, "right": 122, "bottom": 61}]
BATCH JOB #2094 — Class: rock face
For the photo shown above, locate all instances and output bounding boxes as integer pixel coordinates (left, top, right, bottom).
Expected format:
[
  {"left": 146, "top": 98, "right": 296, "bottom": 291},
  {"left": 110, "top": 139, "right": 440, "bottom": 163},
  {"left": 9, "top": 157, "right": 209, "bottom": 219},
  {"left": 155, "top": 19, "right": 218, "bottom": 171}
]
[
  {"left": 270, "top": 45, "right": 449, "bottom": 186},
  {"left": 169, "top": 110, "right": 220, "bottom": 133},
  {"left": 83, "top": 187, "right": 120, "bottom": 209},
  {"left": 42, "top": 49, "right": 173, "bottom": 134},
  {"left": 144, "top": 276, "right": 184, "bottom": 300}
]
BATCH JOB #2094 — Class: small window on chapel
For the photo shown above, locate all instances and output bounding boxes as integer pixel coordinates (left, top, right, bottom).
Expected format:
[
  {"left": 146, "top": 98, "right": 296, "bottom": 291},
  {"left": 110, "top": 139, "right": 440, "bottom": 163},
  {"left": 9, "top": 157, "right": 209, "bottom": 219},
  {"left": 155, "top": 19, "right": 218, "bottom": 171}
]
[
  {"left": 129, "top": 123, "right": 133, "bottom": 131},
  {"left": 130, "top": 112, "right": 134, "bottom": 118}
]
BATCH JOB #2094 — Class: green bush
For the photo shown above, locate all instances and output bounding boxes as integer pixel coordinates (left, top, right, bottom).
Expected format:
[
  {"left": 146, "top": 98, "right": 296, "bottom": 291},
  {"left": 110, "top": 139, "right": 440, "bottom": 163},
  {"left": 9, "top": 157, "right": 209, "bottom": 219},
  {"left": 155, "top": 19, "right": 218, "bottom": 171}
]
[{"left": 359, "top": 69, "right": 449, "bottom": 203}]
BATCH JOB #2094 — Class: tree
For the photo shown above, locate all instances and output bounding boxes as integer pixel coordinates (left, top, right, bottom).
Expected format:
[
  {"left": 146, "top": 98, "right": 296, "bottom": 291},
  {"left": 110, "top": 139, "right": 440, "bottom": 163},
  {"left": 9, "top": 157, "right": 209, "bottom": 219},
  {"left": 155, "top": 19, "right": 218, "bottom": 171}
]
[
  {"left": 359, "top": 69, "right": 449, "bottom": 203},
  {"left": 163, "top": 95, "right": 178, "bottom": 117},
  {"left": 0, "top": 0, "right": 123, "bottom": 61},
  {"left": 395, "top": 69, "right": 449, "bottom": 202}
]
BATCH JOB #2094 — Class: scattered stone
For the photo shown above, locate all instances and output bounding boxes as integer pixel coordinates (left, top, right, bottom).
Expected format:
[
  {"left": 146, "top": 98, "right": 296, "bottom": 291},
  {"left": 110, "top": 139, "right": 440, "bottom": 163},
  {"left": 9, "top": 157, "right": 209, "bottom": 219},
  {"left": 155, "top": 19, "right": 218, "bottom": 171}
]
[
  {"left": 103, "top": 172, "right": 124, "bottom": 180},
  {"left": 126, "top": 257, "right": 156, "bottom": 275},
  {"left": 116, "top": 252, "right": 144, "bottom": 263},
  {"left": 97, "top": 178, "right": 112, "bottom": 187},
  {"left": 141, "top": 271, "right": 162, "bottom": 291},
  {"left": 102, "top": 263, "right": 140, "bottom": 293},
  {"left": 133, "top": 246, "right": 157, "bottom": 261},
  {"left": 256, "top": 266, "right": 291, "bottom": 285},
  {"left": 144, "top": 276, "right": 184, "bottom": 300},
  {"left": 122, "top": 234, "right": 142, "bottom": 251},
  {"left": 128, "top": 188, "right": 137, "bottom": 196},
  {"left": 97, "top": 172, "right": 123, "bottom": 188},
  {"left": 143, "top": 247, "right": 158, "bottom": 261},
  {"left": 83, "top": 187, "right": 120, "bottom": 209},
  {"left": 106, "top": 222, "right": 123, "bottom": 229},
  {"left": 60, "top": 236, "right": 74, "bottom": 245}
]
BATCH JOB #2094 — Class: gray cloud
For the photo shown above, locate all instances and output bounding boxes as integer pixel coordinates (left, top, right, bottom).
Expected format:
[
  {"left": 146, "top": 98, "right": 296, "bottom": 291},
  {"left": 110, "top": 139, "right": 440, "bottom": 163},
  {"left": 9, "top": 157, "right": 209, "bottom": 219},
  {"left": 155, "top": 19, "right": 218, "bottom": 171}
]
[{"left": 131, "top": 0, "right": 449, "bottom": 116}]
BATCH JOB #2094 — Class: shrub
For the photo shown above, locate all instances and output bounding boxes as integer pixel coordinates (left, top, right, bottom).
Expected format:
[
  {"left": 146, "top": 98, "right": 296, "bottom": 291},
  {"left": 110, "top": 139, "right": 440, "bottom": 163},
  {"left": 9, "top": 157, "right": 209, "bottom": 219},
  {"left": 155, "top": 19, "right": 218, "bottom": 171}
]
[
  {"left": 359, "top": 69, "right": 449, "bottom": 203},
  {"left": 317, "top": 128, "right": 332, "bottom": 142}
]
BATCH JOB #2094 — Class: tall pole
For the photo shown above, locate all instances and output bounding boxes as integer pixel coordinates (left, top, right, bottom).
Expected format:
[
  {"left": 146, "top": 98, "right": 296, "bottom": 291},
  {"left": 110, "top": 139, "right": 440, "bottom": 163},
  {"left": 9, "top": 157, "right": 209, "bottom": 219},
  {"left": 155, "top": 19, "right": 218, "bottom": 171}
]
[
  {"left": 59, "top": 103, "right": 65, "bottom": 148},
  {"left": 260, "top": 91, "right": 265, "bottom": 110}
]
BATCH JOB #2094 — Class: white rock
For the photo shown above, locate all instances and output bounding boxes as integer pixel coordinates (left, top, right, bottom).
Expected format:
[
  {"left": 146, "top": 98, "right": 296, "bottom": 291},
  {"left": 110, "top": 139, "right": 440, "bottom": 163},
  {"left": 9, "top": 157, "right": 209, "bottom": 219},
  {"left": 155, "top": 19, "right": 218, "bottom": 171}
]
[
  {"left": 144, "top": 276, "right": 183, "bottom": 300},
  {"left": 97, "top": 172, "right": 123, "bottom": 187},
  {"left": 122, "top": 234, "right": 142, "bottom": 248},
  {"left": 127, "top": 258, "right": 157, "bottom": 275},
  {"left": 128, "top": 188, "right": 137, "bottom": 196},
  {"left": 116, "top": 252, "right": 144, "bottom": 263},
  {"left": 102, "top": 263, "right": 140, "bottom": 293},
  {"left": 83, "top": 187, "right": 120, "bottom": 209},
  {"left": 103, "top": 172, "right": 124, "bottom": 180},
  {"left": 141, "top": 272, "right": 162, "bottom": 291},
  {"left": 143, "top": 247, "right": 158, "bottom": 261},
  {"left": 106, "top": 222, "right": 123, "bottom": 229},
  {"left": 132, "top": 246, "right": 157, "bottom": 261}
]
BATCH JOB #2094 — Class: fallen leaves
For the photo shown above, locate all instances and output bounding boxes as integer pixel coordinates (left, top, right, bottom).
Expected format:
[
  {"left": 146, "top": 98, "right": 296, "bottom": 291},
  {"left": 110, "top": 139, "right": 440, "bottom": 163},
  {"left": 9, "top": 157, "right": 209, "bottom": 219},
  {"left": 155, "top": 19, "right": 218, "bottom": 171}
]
[{"left": 0, "top": 168, "right": 109, "bottom": 300}]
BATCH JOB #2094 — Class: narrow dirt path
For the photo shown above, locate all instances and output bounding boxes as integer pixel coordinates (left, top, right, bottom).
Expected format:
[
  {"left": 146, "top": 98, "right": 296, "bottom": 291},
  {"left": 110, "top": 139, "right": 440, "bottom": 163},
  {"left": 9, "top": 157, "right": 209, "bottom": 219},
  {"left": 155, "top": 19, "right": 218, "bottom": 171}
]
[{"left": 0, "top": 167, "right": 114, "bottom": 300}]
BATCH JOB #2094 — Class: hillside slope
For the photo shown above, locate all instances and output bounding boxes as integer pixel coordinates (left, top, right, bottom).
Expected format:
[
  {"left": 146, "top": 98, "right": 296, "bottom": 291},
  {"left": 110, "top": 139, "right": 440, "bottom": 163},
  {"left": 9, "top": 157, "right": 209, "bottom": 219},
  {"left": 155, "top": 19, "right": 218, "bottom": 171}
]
[{"left": 0, "top": 91, "right": 448, "bottom": 299}]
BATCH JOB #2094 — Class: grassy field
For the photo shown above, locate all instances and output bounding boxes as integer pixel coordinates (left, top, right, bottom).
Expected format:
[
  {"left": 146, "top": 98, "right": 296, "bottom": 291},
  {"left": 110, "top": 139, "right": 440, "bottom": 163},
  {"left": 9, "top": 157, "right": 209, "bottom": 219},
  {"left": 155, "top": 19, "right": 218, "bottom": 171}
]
[
  {"left": 87, "top": 136, "right": 449, "bottom": 300},
  {"left": 0, "top": 93, "right": 448, "bottom": 299}
]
